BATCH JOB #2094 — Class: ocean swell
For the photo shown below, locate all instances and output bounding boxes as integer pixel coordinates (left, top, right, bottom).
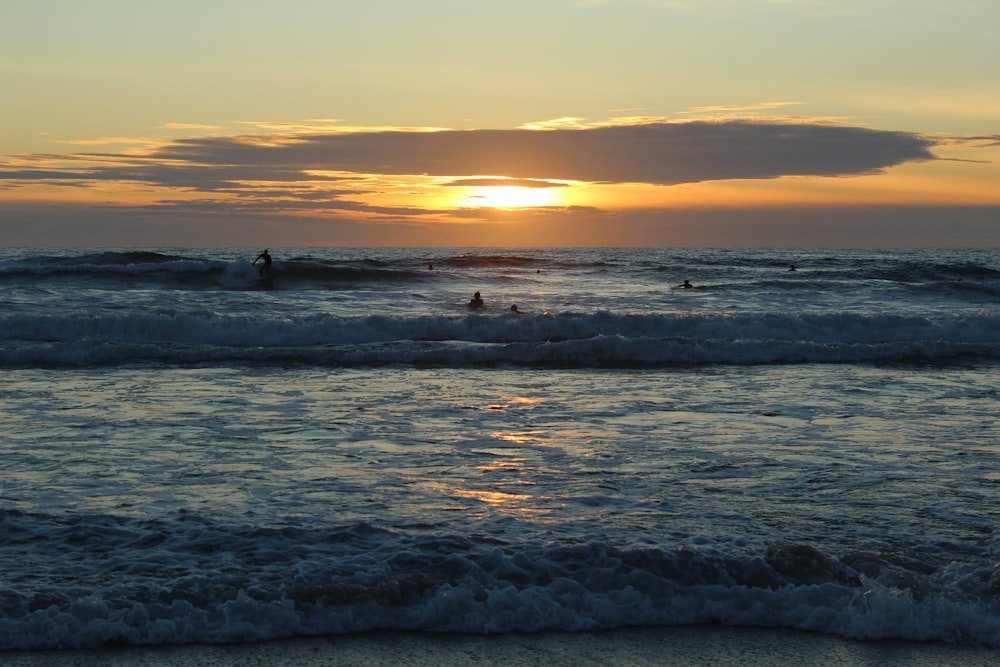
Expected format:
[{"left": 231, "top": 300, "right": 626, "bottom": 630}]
[{"left": 2, "top": 311, "right": 998, "bottom": 368}]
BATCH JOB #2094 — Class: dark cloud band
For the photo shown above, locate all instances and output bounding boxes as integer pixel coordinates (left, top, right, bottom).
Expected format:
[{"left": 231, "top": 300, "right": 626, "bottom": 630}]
[
  {"left": 1, "top": 122, "right": 937, "bottom": 209},
  {"left": 153, "top": 121, "right": 936, "bottom": 186}
]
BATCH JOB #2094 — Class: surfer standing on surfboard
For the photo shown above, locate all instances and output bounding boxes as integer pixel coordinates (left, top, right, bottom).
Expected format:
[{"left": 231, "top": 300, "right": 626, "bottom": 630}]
[{"left": 253, "top": 249, "right": 273, "bottom": 279}]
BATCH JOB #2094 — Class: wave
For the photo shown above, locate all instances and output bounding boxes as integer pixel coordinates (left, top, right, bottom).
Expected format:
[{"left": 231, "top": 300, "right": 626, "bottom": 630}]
[
  {"left": 4, "top": 250, "right": 998, "bottom": 297},
  {"left": 0, "top": 251, "right": 435, "bottom": 291},
  {"left": 3, "top": 310, "right": 999, "bottom": 368},
  {"left": 1, "top": 510, "right": 997, "bottom": 650},
  {"left": 446, "top": 253, "right": 549, "bottom": 268}
]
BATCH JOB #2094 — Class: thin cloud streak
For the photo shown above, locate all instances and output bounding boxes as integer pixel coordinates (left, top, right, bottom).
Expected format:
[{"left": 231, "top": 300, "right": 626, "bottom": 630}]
[{"left": 443, "top": 178, "right": 566, "bottom": 189}]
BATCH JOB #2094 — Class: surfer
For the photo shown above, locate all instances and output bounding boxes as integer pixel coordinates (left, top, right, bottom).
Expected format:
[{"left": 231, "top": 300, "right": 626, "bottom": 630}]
[
  {"left": 469, "top": 291, "right": 485, "bottom": 310},
  {"left": 510, "top": 304, "right": 523, "bottom": 314},
  {"left": 677, "top": 279, "right": 694, "bottom": 289},
  {"left": 253, "top": 249, "right": 273, "bottom": 279}
]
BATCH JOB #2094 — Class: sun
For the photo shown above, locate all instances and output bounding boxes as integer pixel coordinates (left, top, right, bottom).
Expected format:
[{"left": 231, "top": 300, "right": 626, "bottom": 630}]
[{"left": 462, "top": 185, "right": 557, "bottom": 209}]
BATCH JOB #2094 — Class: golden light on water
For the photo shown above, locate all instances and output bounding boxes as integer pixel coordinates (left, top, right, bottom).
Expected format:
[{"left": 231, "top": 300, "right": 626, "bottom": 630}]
[
  {"left": 492, "top": 432, "right": 540, "bottom": 445},
  {"left": 451, "top": 488, "right": 534, "bottom": 505}
]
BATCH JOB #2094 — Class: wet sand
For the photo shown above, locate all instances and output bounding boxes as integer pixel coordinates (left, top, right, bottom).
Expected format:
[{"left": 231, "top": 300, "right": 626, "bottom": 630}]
[{"left": 4, "top": 626, "right": 998, "bottom": 667}]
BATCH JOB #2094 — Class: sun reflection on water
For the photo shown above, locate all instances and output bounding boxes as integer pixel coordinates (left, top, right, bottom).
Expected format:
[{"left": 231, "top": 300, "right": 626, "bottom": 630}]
[{"left": 451, "top": 488, "right": 534, "bottom": 505}]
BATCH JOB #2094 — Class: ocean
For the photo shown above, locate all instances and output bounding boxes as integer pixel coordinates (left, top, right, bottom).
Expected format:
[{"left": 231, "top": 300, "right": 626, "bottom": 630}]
[{"left": 1, "top": 246, "right": 999, "bottom": 652}]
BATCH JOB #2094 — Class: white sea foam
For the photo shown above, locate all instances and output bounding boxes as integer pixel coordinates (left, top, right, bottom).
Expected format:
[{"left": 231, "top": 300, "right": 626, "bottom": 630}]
[
  {"left": 1, "top": 517, "right": 998, "bottom": 649},
  {"left": 2, "top": 310, "right": 999, "bottom": 367}
]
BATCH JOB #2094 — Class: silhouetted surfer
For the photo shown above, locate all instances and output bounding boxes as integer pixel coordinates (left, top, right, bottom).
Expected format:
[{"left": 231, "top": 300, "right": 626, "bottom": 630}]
[
  {"left": 253, "top": 249, "right": 273, "bottom": 279},
  {"left": 469, "top": 291, "right": 485, "bottom": 310}
]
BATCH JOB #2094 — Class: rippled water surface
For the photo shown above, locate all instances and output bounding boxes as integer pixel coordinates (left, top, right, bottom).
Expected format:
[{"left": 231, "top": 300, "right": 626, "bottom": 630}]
[{"left": 2, "top": 247, "right": 999, "bottom": 650}]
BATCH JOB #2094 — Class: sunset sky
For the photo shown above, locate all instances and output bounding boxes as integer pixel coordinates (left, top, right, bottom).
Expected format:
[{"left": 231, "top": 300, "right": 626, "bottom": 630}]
[{"left": 2, "top": 0, "right": 998, "bottom": 247}]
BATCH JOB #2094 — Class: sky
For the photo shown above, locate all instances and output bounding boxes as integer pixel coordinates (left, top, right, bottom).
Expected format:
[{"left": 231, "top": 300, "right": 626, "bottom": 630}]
[{"left": 1, "top": 0, "right": 998, "bottom": 247}]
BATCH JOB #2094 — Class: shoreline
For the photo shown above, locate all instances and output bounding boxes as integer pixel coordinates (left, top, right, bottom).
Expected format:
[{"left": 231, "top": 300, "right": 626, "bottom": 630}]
[{"left": 4, "top": 626, "right": 998, "bottom": 667}]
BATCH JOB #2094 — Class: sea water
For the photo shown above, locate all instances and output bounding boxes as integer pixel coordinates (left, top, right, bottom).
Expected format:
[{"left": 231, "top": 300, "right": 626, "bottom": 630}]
[{"left": 1, "top": 247, "right": 998, "bottom": 650}]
